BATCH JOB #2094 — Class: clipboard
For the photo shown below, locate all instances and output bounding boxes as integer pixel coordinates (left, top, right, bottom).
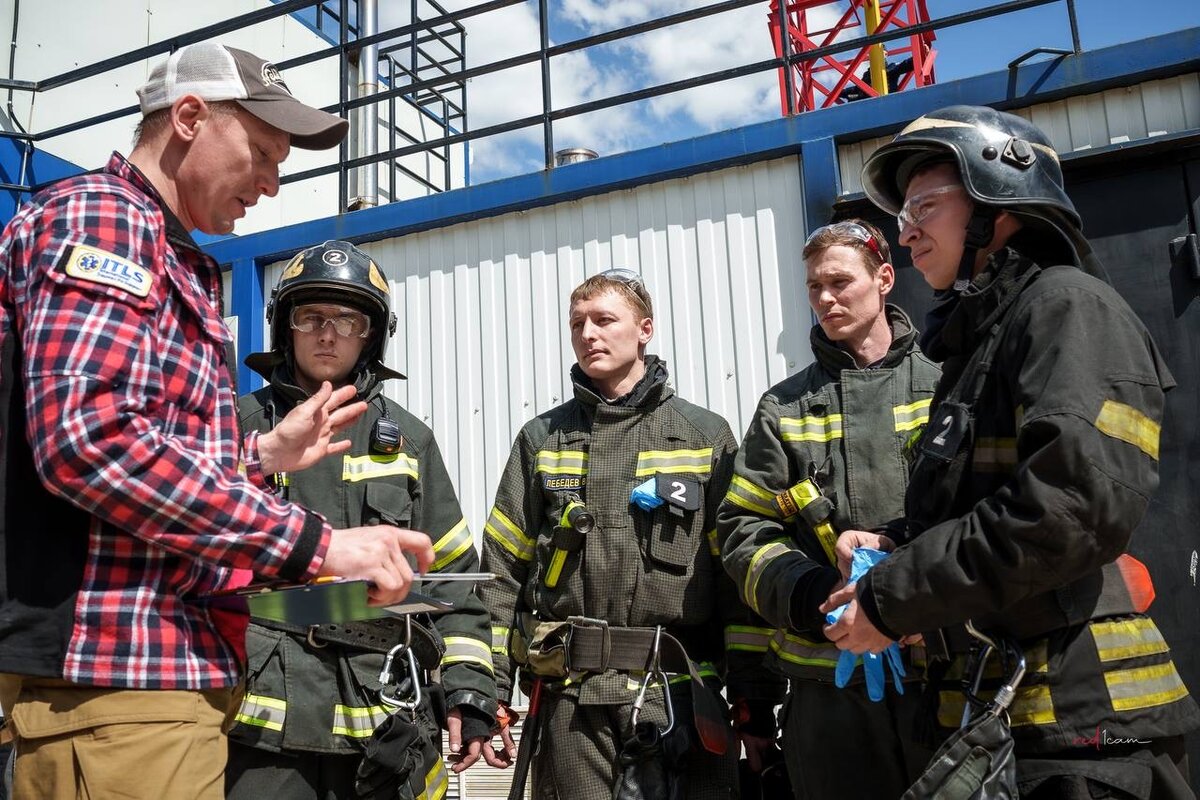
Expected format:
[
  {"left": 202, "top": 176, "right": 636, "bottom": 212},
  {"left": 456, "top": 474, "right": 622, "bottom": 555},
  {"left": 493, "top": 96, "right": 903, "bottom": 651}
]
[{"left": 206, "top": 578, "right": 454, "bottom": 626}]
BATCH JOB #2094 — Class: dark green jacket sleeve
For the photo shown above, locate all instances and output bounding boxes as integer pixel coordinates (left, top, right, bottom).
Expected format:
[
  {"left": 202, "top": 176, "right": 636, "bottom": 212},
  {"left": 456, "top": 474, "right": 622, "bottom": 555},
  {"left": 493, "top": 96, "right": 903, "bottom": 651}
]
[
  {"left": 476, "top": 426, "right": 540, "bottom": 704},
  {"left": 861, "top": 281, "right": 1170, "bottom": 636},
  {"left": 712, "top": 417, "right": 789, "bottom": 709},
  {"left": 414, "top": 433, "right": 499, "bottom": 718},
  {"left": 719, "top": 393, "right": 841, "bottom": 636}
]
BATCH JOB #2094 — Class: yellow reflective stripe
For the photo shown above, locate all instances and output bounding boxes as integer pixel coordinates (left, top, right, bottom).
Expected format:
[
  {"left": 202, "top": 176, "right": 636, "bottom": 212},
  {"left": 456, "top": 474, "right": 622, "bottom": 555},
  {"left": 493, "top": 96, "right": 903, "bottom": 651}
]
[
  {"left": 669, "top": 661, "right": 719, "bottom": 685},
  {"left": 893, "top": 398, "right": 932, "bottom": 431},
  {"left": 235, "top": 693, "right": 286, "bottom": 732},
  {"left": 484, "top": 508, "right": 534, "bottom": 562},
  {"left": 973, "top": 437, "right": 1018, "bottom": 472},
  {"left": 724, "top": 475, "right": 780, "bottom": 518},
  {"left": 780, "top": 414, "right": 843, "bottom": 443},
  {"left": 725, "top": 625, "right": 773, "bottom": 653},
  {"left": 745, "top": 541, "right": 791, "bottom": 613},
  {"left": 491, "top": 625, "right": 510, "bottom": 655},
  {"left": 535, "top": 450, "right": 589, "bottom": 475},
  {"left": 332, "top": 703, "right": 389, "bottom": 737},
  {"left": 635, "top": 448, "right": 713, "bottom": 477},
  {"left": 430, "top": 518, "right": 472, "bottom": 571},
  {"left": 544, "top": 548, "right": 569, "bottom": 588},
  {"left": 1096, "top": 400, "right": 1161, "bottom": 460},
  {"left": 1090, "top": 618, "right": 1170, "bottom": 663},
  {"left": 442, "top": 636, "right": 495, "bottom": 674},
  {"left": 342, "top": 453, "right": 419, "bottom": 482},
  {"left": 1104, "top": 662, "right": 1189, "bottom": 712},
  {"left": 938, "top": 685, "right": 1056, "bottom": 728},
  {"left": 706, "top": 529, "right": 720, "bottom": 557},
  {"left": 417, "top": 759, "right": 449, "bottom": 800},
  {"left": 769, "top": 630, "right": 841, "bottom": 668}
]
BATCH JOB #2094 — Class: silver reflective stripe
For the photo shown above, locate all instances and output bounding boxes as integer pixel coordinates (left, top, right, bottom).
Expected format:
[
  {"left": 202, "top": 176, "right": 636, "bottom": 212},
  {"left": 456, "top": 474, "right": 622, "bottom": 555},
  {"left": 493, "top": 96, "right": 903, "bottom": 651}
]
[
  {"left": 725, "top": 625, "right": 773, "bottom": 653},
  {"left": 769, "top": 630, "right": 840, "bottom": 669},
  {"left": 431, "top": 518, "right": 472, "bottom": 571},
  {"left": 484, "top": 507, "right": 534, "bottom": 561},
  {"left": 724, "top": 475, "right": 780, "bottom": 518},
  {"left": 744, "top": 541, "right": 791, "bottom": 612},
  {"left": 634, "top": 448, "right": 713, "bottom": 477},
  {"left": 893, "top": 399, "right": 932, "bottom": 432},
  {"left": 342, "top": 453, "right": 419, "bottom": 482},
  {"left": 235, "top": 693, "right": 286, "bottom": 732},
  {"left": 1090, "top": 618, "right": 1169, "bottom": 663},
  {"left": 443, "top": 636, "right": 495, "bottom": 674},
  {"left": 973, "top": 437, "right": 1017, "bottom": 472},
  {"left": 1103, "top": 662, "right": 1190, "bottom": 712},
  {"left": 780, "top": 414, "right": 843, "bottom": 443},
  {"left": 332, "top": 703, "right": 389, "bottom": 738},
  {"left": 491, "top": 625, "right": 510, "bottom": 655},
  {"left": 535, "top": 450, "right": 588, "bottom": 475},
  {"left": 418, "top": 758, "right": 449, "bottom": 800}
]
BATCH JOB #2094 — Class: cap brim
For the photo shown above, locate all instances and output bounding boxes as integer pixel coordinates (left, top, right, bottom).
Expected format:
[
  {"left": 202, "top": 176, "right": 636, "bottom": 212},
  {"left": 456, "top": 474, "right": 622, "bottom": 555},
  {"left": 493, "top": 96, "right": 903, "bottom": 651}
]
[{"left": 236, "top": 97, "right": 348, "bottom": 150}]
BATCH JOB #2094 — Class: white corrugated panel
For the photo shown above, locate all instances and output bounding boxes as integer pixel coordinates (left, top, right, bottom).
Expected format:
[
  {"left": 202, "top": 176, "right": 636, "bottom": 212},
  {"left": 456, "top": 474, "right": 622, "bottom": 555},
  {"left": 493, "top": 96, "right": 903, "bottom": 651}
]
[
  {"left": 262, "top": 156, "right": 810, "bottom": 550},
  {"left": 837, "top": 72, "right": 1200, "bottom": 194}
]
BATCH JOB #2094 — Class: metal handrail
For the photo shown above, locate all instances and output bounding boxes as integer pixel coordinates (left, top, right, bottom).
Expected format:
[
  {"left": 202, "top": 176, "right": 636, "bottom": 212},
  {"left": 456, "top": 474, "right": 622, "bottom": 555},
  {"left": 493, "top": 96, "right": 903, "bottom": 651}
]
[{"left": 1, "top": 0, "right": 1085, "bottom": 204}]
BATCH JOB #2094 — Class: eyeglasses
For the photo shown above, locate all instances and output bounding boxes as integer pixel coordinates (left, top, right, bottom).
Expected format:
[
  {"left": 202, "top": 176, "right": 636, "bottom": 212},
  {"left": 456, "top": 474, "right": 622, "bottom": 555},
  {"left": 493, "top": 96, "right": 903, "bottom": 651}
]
[
  {"left": 897, "top": 184, "right": 965, "bottom": 230},
  {"left": 290, "top": 304, "right": 371, "bottom": 338},
  {"left": 804, "top": 221, "right": 883, "bottom": 259}
]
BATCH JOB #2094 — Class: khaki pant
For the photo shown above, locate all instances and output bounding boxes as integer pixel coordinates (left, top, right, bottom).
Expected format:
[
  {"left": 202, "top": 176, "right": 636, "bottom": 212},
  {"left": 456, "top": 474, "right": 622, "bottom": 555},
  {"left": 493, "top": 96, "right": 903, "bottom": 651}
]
[{"left": 0, "top": 675, "right": 235, "bottom": 800}]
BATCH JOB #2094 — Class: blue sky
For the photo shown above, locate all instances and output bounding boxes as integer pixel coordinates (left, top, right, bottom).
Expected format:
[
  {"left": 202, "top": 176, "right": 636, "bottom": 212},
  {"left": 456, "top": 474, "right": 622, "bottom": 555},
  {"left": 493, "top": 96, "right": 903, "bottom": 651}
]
[{"left": 430, "top": 0, "right": 1200, "bottom": 186}]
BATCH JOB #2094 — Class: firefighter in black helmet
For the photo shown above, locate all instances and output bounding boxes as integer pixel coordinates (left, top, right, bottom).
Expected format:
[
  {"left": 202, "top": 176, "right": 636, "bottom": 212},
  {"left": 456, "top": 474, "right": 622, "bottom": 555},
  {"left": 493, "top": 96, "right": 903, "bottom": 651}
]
[
  {"left": 821, "top": 106, "right": 1200, "bottom": 797},
  {"left": 226, "top": 240, "right": 505, "bottom": 800}
]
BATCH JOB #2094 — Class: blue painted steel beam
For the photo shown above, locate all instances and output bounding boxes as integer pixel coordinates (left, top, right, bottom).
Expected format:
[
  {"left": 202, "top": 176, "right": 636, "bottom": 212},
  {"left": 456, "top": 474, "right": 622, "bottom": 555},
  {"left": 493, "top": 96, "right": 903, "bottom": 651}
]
[
  {"left": 205, "top": 27, "right": 1200, "bottom": 268},
  {"left": 229, "top": 257, "right": 266, "bottom": 391}
]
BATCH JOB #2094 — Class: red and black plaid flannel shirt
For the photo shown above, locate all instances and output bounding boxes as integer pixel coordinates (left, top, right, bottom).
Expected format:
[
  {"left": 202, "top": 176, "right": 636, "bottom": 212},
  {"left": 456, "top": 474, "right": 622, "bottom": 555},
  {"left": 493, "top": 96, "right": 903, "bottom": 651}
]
[{"left": 0, "top": 152, "right": 329, "bottom": 689}]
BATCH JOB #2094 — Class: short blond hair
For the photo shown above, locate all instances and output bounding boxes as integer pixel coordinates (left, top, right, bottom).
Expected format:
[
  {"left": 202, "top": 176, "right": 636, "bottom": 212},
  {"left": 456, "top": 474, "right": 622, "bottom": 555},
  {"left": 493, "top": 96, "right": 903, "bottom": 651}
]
[
  {"left": 802, "top": 219, "right": 891, "bottom": 275},
  {"left": 569, "top": 272, "right": 653, "bottom": 319}
]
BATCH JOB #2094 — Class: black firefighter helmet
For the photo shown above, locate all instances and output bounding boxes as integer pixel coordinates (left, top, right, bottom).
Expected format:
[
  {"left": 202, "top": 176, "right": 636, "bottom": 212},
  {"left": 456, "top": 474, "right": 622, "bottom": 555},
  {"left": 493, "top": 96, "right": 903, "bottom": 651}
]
[
  {"left": 265, "top": 239, "right": 400, "bottom": 374},
  {"left": 860, "top": 104, "right": 1098, "bottom": 273}
]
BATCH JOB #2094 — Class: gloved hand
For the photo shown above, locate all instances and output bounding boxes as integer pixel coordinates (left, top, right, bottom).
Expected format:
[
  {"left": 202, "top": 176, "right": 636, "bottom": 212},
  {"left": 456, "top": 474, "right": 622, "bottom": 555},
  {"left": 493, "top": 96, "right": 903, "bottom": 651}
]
[{"left": 825, "top": 547, "right": 905, "bottom": 702}]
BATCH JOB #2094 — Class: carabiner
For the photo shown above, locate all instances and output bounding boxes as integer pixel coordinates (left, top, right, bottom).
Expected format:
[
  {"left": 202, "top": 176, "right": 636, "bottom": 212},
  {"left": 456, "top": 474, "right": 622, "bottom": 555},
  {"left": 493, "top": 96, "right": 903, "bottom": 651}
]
[
  {"left": 378, "top": 616, "right": 422, "bottom": 710},
  {"left": 629, "top": 626, "right": 675, "bottom": 736}
]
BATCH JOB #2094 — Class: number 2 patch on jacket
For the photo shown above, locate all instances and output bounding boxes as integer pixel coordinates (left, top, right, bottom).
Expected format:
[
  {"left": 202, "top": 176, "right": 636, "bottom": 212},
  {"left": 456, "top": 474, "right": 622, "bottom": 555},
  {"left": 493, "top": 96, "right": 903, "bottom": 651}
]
[{"left": 655, "top": 474, "right": 701, "bottom": 511}]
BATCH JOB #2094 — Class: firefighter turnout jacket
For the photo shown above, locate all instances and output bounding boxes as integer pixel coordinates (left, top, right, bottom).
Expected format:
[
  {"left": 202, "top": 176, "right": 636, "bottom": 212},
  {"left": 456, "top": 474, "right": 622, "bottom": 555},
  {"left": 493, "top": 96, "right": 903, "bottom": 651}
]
[
  {"left": 719, "top": 305, "right": 939, "bottom": 682},
  {"left": 856, "top": 247, "right": 1200, "bottom": 751},
  {"left": 479, "top": 356, "right": 780, "bottom": 710},
  {"left": 228, "top": 362, "right": 497, "bottom": 755}
]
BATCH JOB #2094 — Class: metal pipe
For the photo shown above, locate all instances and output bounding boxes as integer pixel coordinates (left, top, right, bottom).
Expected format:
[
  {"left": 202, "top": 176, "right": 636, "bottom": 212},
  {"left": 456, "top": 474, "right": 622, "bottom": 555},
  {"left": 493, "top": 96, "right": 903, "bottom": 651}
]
[
  {"left": 864, "top": 0, "right": 889, "bottom": 96},
  {"left": 539, "top": 0, "right": 553, "bottom": 170},
  {"left": 776, "top": 0, "right": 796, "bottom": 115},
  {"left": 357, "top": 0, "right": 380, "bottom": 208},
  {"left": 1066, "top": 0, "right": 1081, "bottom": 53}
]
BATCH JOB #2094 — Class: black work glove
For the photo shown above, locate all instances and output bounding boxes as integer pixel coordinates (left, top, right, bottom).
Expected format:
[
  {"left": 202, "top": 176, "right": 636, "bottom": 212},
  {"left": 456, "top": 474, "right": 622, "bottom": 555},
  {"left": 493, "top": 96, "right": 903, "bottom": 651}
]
[{"left": 355, "top": 711, "right": 443, "bottom": 800}]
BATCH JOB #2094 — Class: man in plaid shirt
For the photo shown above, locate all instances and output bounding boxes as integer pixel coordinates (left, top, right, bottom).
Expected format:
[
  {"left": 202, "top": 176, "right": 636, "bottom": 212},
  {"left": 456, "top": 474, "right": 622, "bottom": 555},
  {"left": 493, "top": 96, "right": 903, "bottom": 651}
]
[{"left": 0, "top": 43, "right": 434, "bottom": 799}]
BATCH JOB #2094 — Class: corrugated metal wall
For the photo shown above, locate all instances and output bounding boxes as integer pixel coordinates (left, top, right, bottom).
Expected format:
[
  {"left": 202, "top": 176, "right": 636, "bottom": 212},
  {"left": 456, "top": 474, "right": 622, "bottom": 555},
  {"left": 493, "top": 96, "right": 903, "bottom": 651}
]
[
  {"left": 838, "top": 72, "right": 1200, "bottom": 195},
  {"left": 263, "top": 155, "right": 810, "bottom": 547}
]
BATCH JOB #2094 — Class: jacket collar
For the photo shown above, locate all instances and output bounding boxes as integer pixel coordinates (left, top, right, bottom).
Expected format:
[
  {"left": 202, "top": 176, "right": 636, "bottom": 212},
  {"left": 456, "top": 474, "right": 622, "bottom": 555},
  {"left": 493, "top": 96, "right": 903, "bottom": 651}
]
[
  {"left": 571, "top": 354, "right": 673, "bottom": 409},
  {"left": 810, "top": 303, "right": 919, "bottom": 373},
  {"left": 244, "top": 350, "right": 400, "bottom": 406}
]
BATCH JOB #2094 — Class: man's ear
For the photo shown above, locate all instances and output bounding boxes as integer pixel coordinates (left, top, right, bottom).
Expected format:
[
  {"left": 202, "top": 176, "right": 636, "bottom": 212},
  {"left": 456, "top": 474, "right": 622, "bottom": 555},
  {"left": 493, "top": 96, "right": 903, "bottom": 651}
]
[
  {"left": 170, "top": 94, "right": 209, "bottom": 143},
  {"left": 638, "top": 316, "right": 654, "bottom": 346},
  {"left": 877, "top": 262, "right": 895, "bottom": 297}
]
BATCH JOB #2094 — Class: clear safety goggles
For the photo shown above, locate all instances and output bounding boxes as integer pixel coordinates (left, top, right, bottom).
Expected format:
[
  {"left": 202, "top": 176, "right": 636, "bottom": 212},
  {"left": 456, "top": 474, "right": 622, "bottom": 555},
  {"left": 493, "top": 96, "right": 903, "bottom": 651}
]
[
  {"left": 290, "top": 304, "right": 371, "bottom": 338},
  {"left": 598, "top": 267, "right": 652, "bottom": 315},
  {"left": 897, "top": 184, "right": 965, "bottom": 230},
  {"left": 804, "top": 221, "right": 883, "bottom": 259}
]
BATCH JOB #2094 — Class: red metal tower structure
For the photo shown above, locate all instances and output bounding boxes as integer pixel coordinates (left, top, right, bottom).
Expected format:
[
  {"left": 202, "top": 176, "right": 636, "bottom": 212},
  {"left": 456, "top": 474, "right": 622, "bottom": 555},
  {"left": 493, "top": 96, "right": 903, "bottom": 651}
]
[{"left": 768, "top": 0, "right": 937, "bottom": 114}]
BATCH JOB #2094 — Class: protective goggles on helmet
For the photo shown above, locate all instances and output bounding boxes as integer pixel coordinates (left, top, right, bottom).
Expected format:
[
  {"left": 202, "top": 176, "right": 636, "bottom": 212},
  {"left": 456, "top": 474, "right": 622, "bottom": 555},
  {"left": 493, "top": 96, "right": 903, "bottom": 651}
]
[
  {"left": 897, "top": 184, "right": 965, "bottom": 231},
  {"left": 804, "top": 222, "right": 883, "bottom": 260},
  {"left": 290, "top": 304, "right": 372, "bottom": 338}
]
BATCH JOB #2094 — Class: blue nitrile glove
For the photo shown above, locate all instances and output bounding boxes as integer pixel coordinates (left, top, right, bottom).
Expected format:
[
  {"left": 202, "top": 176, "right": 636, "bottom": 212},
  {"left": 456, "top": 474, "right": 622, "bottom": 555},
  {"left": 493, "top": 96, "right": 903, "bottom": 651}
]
[
  {"left": 825, "top": 547, "right": 906, "bottom": 702},
  {"left": 631, "top": 478, "right": 664, "bottom": 511}
]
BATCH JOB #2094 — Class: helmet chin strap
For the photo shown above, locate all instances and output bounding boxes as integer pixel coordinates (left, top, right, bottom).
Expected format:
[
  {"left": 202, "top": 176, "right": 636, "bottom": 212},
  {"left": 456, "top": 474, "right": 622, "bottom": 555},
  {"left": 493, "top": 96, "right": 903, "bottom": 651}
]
[{"left": 953, "top": 206, "right": 996, "bottom": 292}]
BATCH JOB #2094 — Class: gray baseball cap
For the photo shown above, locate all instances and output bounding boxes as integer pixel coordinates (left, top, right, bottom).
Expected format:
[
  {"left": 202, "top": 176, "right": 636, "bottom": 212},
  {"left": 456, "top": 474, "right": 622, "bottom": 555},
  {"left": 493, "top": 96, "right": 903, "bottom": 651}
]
[{"left": 137, "top": 42, "right": 348, "bottom": 150}]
